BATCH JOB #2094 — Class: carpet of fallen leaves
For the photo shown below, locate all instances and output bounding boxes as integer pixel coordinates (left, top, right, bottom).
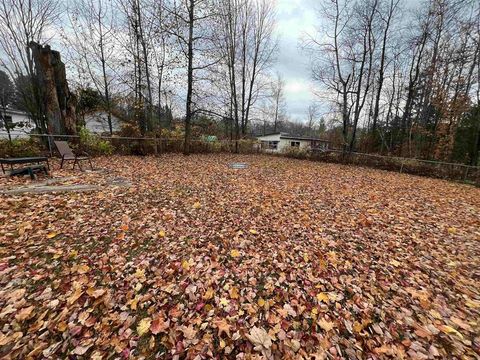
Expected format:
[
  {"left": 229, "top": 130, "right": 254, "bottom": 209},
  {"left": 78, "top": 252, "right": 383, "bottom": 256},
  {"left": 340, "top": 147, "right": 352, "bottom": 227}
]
[{"left": 1, "top": 154, "right": 479, "bottom": 359}]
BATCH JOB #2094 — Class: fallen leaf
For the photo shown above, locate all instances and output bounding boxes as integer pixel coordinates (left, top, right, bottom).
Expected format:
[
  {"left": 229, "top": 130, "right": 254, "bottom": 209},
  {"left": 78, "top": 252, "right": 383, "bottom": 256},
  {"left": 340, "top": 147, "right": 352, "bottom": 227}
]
[
  {"left": 15, "top": 306, "right": 34, "bottom": 321},
  {"left": 150, "top": 315, "right": 169, "bottom": 335},
  {"left": 316, "top": 292, "right": 329, "bottom": 303},
  {"left": 137, "top": 317, "right": 151, "bottom": 336},
  {"left": 317, "top": 318, "right": 334, "bottom": 332},
  {"left": 193, "top": 202, "right": 201, "bottom": 209},
  {"left": 246, "top": 326, "right": 272, "bottom": 356},
  {"left": 46, "top": 232, "right": 58, "bottom": 239}
]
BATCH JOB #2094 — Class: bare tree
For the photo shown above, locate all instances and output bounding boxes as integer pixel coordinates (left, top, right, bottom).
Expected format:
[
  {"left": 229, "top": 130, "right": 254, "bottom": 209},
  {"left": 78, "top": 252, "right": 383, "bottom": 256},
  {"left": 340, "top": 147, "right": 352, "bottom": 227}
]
[
  {"left": 307, "top": 103, "right": 321, "bottom": 135},
  {"left": 0, "top": 0, "right": 60, "bottom": 132},
  {"left": 269, "top": 72, "right": 286, "bottom": 132},
  {"left": 163, "top": 0, "right": 219, "bottom": 154},
  {"left": 348, "top": 0, "right": 378, "bottom": 152},
  {"left": 0, "top": 70, "right": 15, "bottom": 141},
  {"left": 67, "top": 0, "right": 117, "bottom": 134},
  {"left": 305, "top": 0, "right": 354, "bottom": 152},
  {"left": 214, "top": 0, "right": 276, "bottom": 150},
  {"left": 371, "top": 0, "right": 399, "bottom": 134}
]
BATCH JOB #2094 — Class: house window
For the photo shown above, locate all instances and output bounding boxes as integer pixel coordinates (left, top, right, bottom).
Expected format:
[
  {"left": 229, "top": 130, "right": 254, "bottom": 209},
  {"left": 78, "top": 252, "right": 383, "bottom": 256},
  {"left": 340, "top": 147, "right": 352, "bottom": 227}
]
[
  {"left": 268, "top": 141, "right": 279, "bottom": 150},
  {"left": 1, "top": 115, "right": 13, "bottom": 128},
  {"left": 290, "top": 141, "right": 300, "bottom": 147}
]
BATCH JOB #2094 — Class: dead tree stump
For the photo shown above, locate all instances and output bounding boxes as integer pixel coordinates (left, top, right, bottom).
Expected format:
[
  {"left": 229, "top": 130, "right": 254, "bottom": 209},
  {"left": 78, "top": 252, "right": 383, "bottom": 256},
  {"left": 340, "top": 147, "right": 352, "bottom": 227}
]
[{"left": 29, "top": 42, "right": 77, "bottom": 135}]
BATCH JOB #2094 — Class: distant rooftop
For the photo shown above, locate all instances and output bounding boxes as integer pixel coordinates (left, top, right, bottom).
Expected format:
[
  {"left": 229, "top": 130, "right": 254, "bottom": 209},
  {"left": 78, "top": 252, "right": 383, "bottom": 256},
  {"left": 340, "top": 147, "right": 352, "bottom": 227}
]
[{"left": 256, "top": 132, "right": 330, "bottom": 142}]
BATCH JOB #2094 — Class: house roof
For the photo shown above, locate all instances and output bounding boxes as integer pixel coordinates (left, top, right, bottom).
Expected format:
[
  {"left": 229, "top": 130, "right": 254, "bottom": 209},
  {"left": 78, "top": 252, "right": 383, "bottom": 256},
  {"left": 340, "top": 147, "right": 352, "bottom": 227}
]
[
  {"left": 280, "top": 135, "right": 330, "bottom": 142},
  {"left": 256, "top": 132, "right": 287, "bottom": 137},
  {"left": 2, "top": 108, "right": 29, "bottom": 116},
  {"left": 256, "top": 132, "right": 330, "bottom": 142}
]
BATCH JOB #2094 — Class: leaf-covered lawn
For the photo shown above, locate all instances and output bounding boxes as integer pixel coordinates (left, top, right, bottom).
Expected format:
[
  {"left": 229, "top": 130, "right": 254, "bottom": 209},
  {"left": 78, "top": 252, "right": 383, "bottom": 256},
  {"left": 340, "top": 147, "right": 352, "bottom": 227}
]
[{"left": 1, "top": 154, "right": 479, "bottom": 359}]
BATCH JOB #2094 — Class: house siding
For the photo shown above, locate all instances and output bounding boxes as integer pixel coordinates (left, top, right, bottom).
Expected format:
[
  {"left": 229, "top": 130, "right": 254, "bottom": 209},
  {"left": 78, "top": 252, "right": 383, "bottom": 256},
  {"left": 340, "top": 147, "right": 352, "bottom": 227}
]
[
  {"left": 84, "top": 111, "right": 121, "bottom": 134},
  {"left": 257, "top": 133, "right": 329, "bottom": 153},
  {"left": 0, "top": 110, "right": 35, "bottom": 139}
]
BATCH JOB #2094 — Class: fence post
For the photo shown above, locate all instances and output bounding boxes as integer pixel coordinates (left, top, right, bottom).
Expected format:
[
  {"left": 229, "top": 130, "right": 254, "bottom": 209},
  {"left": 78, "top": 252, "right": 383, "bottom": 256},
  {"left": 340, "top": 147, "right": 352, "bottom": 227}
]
[{"left": 47, "top": 135, "right": 53, "bottom": 157}]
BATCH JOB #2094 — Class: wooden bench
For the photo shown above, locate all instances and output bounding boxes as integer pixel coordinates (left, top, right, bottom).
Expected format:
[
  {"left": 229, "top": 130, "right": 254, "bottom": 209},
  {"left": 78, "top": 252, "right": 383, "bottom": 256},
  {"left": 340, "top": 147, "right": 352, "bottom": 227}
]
[
  {"left": 9, "top": 164, "right": 49, "bottom": 179},
  {"left": 0, "top": 157, "right": 50, "bottom": 179}
]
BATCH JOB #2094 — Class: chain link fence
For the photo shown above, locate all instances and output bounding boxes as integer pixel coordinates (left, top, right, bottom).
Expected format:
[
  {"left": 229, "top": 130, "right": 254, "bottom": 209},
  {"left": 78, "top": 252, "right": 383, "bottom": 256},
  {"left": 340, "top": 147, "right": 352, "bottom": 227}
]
[
  {"left": 1, "top": 133, "right": 478, "bottom": 185},
  {"left": 309, "top": 149, "right": 480, "bottom": 186}
]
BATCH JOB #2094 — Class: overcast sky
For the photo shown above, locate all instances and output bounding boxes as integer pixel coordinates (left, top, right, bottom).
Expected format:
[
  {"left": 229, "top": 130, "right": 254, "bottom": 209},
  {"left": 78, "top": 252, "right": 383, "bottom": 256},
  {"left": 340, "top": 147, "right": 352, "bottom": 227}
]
[{"left": 272, "top": 0, "right": 319, "bottom": 122}]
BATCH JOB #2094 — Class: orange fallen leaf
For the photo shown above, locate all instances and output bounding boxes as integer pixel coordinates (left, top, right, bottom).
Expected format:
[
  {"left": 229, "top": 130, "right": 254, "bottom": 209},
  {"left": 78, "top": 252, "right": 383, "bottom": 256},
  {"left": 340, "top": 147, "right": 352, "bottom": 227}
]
[
  {"left": 150, "top": 315, "right": 169, "bottom": 335},
  {"left": 46, "top": 232, "right": 58, "bottom": 239}
]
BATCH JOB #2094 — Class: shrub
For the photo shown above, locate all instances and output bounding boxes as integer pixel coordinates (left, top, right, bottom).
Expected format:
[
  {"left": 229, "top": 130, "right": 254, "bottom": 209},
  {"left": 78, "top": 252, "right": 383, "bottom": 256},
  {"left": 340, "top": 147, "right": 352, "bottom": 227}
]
[
  {"left": 282, "top": 147, "right": 309, "bottom": 159},
  {"left": 79, "top": 127, "right": 114, "bottom": 155},
  {"left": 0, "top": 137, "right": 43, "bottom": 157}
]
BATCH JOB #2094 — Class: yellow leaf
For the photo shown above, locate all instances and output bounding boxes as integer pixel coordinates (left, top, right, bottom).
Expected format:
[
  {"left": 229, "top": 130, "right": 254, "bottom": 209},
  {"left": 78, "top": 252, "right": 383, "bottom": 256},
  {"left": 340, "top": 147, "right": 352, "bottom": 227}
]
[
  {"left": 439, "top": 325, "right": 463, "bottom": 339},
  {"left": 137, "top": 317, "right": 151, "bottom": 336},
  {"left": 130, "top": 297, "right": 139, "bottom": 310},
  {"left": 229, "top": 286, "right": 239, "bottom": 299},
  {"left": 429, "top": 309, "right": 442, "bottom": 319},
  {"left": 134, "top": 268, "right": 145, "bottom": 279},
  {"left": 466, "top": 299, "right": 480, "bottom": 308},
  {"left": 46, "top": 232, "right": 58, "bottom": 239},
  {"left": 257, "top": 298, "right": 266, "bottom": 307},
  {"left": 353, "top": 321, "right": 363, "bottom": 333},
  {"left": 77, "top": 264, "right": 90, "bottom": 274},
  {"left": 193, "top": 202, "right": 201, "bottom": 209},
  {"left": 230, "top": 249, "right": 240, "bottom": 258},
  {"left": 318, "top": 318, "right": 334, "bottom": 332},
  {"left": 316, "top": 293, "right": 329, "bottom": 303},
  {"left": 182, "top": 260, "right": 190, "bottom": 271},
  {"left": 203, "top": 287, "right": 214, "bottom": 300},
  {"left": 158, "top": 230, "right": 166, "bottom": 238},
  {"left": 390, "top": 259, "right": 400, "bottom": 267}
]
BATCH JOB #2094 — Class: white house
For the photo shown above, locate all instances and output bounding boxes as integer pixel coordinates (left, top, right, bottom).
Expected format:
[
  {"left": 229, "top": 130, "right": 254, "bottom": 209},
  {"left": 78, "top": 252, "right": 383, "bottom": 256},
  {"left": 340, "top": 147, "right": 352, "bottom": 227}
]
[
  {"left": 83, "top": 111, "right": 122, "bottom": 134},
  {"left": 256, "top": 132, "right": 330, "bottom": 153},
  {"left": 0, "top": 109, "right": 35, "bottom": 139},
  {"left": 0, "top": 109, "right": 123, "bottom": 139}
]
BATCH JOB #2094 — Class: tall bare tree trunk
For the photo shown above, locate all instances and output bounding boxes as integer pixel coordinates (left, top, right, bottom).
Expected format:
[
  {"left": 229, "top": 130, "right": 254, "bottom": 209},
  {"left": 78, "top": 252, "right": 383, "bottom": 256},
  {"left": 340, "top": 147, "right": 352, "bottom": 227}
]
[
  {"left": 372, "top": 0, "right": 397, "bottom": 138},
  {"left": 184, "top": 0, "right": 194, "bottom": 155}
]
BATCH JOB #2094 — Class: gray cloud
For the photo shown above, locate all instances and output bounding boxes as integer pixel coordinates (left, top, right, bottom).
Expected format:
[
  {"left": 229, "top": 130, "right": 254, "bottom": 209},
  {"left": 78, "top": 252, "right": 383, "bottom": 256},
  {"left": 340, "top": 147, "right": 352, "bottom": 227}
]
[{"left": 272, "top": 0, "right": 320, "bottom": 121}]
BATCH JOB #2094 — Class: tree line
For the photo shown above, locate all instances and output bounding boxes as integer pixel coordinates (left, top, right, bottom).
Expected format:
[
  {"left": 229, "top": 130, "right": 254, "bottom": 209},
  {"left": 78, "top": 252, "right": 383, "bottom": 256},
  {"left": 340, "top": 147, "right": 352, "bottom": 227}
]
[
  {"left": 304, "top": 0, "right": 479, "bottom": 165},
  {"left": 0, "top": 0, "right": 479, "bottom": 164},
  {"left": 0, "top": 0, "right": 277, "bottom": 154}
]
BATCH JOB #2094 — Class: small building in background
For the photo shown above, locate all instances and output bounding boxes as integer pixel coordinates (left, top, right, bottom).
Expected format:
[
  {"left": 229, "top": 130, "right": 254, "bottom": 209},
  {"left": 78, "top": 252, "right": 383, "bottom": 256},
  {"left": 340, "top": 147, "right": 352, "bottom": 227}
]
[
  {"left": 0, "top": 109, "right": 35, "bottom": 139},
  {"left": 256, "top": 132, "right": 330, "bottom": 153},
  {"left": 83, "top": 111, "right": 122, "bottom": 134},
  {"left": 0, "top": 109, "right": 124, "bottom": 139}
]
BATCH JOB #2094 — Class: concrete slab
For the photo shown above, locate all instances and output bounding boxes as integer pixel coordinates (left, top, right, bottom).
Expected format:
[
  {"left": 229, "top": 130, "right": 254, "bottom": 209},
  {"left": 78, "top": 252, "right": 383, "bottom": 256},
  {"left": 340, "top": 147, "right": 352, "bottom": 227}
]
[{"left": 0, "top": 177, "right": 131, "bottom": 195}]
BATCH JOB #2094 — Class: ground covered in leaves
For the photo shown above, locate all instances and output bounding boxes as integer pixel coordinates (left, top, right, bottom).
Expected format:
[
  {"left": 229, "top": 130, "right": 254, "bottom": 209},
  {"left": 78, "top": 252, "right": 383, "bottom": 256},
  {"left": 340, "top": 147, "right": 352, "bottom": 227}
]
[{"left": 1, "top": 154, "right": 479, "bottom": 359}]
